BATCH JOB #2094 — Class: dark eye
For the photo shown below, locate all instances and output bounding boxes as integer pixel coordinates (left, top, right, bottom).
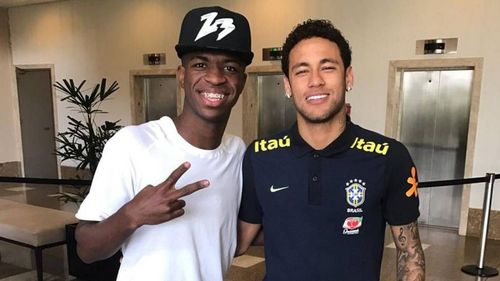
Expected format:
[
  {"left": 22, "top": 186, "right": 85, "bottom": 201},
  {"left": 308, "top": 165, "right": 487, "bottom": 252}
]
[
  {"left": 224, "top": 65, "right": 237, "bottom": 72},
  {"left": 225, "top": 64, "right": 244, "bottom": 74},
  {"left": 294, "top": 69, "right": 308, "bottom": 76},
  {"left": 322, "top": 65, "right": 336, "bottom": 71},
  {"left": 193, "top": 62, "right": 206, "bottom": 69}
]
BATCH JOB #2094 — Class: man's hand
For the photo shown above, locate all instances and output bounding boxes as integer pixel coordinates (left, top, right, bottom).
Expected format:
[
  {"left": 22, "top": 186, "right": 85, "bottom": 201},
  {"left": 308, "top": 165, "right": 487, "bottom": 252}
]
[
  {"left": 124, "top": 161, "right": 209, "bottom": 228},
  {"left": 76, "top": 162, "right": 208, "bottom": 263}
]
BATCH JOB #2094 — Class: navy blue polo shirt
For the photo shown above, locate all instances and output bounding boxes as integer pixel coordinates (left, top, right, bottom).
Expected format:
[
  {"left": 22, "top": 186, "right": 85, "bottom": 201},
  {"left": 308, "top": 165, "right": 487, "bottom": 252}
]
[{"left": 239, "top": 120, "right": 420, "bottom": 281}]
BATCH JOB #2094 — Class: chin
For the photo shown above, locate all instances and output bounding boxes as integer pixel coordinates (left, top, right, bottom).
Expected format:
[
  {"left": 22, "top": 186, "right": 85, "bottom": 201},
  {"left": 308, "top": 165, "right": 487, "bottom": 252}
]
[
  {"left": 303, "top": 116, "right": 333, "bottom": 124},
  {"left": 199, "top": 111, "right": 231, "bottom": 124},
  {"left": 299, "top": 108, "right": 344, "bottom": 124}
]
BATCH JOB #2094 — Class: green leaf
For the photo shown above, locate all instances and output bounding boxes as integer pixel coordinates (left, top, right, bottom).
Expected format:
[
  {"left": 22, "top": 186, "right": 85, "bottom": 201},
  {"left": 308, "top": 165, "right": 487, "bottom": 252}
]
[{"left": 54, "top": 78, "right": 121, "bottom": 186}]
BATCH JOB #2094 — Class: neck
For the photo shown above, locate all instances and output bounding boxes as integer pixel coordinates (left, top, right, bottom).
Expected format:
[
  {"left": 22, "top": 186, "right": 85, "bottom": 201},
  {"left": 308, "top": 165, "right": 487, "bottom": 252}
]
[
  {"left": 297, "top": 113, "right": 347, "bottom": 150},
  {"left": 173, "top": 114, "right": 227, "bottom": 150}
]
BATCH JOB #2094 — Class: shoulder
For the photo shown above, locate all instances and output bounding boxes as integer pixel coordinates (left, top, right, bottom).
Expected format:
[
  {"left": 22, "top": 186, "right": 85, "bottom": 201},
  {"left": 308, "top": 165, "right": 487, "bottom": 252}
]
[
  {"left": 246, "top": 129, "right": 291, "bottom": 156},
  {"left": 221, "top": 133, "right": 246, "bottom": 155},
  {"left": 349, "top": 123, "right": 409, "bottom": 157},
  {"left": 105, "top": 118, "right": 168, "bottom": 152}
]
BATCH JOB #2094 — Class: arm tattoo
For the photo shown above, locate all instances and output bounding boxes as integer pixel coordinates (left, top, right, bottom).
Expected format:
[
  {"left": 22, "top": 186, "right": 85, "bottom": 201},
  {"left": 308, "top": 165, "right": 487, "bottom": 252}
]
[
  {"left": 398, "top": 227, "right": 407, "bottom": 247},
  {"left": 392, "top": 221, "right": 425, "bottom": 281}
]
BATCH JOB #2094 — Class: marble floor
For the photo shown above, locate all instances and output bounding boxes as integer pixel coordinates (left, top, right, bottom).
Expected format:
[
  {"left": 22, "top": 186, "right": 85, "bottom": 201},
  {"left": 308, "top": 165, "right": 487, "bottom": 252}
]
[
  {"left": 224, "top": 225, "right": 500, "bottom": 281},
  {"left": 0, "top": 184, "right": 499, "bottom": 281},
  {"left": 1, "top": 225, "right": 498, "bottom": 281}
]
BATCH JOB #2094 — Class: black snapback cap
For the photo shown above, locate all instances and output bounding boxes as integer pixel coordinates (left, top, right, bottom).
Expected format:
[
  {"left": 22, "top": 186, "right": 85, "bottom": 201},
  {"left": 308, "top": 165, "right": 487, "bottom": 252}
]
[{"left": 175, "top": 6, "right": 254, "bottom": 65}]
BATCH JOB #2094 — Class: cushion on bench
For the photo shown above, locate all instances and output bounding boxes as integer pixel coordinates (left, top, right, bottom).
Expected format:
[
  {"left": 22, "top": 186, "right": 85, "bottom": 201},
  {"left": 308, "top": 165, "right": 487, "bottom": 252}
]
[{"left": 0, "top": 198, "right": 78, "bottom": 247}]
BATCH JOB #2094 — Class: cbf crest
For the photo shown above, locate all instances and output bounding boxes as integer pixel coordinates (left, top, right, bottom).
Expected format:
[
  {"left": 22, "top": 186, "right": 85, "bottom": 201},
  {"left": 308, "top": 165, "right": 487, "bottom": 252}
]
[{"left": 345, "top": 179, "right": 366, "bottom": 208}]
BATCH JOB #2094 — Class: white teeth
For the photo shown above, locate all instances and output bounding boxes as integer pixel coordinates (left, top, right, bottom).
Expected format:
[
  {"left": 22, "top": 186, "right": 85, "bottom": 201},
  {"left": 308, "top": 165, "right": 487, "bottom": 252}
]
[
  {"left": 202, "top": 92, "right": 225, "bottom": 100},
  {"left": 306, "top": 94, "right": 328, "bottom": 101}
]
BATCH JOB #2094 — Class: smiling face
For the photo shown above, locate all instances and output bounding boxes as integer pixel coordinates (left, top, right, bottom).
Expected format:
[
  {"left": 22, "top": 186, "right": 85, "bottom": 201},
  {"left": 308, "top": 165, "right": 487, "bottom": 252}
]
[
  {"left": 177, "top": 51, "right": 247, "bottom": 124},
  {"left": 284, "top": 37, "right": 353, "bottom": 124}
]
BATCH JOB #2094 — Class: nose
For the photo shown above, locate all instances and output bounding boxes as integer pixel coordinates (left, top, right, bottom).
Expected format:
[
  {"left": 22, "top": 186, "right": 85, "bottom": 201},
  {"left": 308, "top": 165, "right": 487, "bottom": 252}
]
[
  {"left": 308, "top": 69, "right": 325, "bottom": 88},
  {"left": 204, "top": 65, "right": 227, "bottom": 85}
]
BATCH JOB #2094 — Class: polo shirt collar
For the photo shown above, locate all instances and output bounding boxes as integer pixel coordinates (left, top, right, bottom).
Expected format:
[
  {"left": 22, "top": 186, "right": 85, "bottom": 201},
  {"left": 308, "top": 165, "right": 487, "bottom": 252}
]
[{"left": 289, "top": 117, "right": 356, "bottom": 158}]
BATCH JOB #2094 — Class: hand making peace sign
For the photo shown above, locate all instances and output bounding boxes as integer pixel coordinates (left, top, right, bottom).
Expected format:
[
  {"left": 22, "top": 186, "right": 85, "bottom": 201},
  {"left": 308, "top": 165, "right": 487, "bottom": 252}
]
[{"left": 124, "top": 162, "right": 209, "bottom": 228}]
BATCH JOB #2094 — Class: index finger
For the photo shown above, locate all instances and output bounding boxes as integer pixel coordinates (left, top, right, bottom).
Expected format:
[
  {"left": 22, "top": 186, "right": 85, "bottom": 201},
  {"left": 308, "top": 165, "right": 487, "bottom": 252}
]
[{"left": 172, "top": 180, "right": 210, "bottom": 199}]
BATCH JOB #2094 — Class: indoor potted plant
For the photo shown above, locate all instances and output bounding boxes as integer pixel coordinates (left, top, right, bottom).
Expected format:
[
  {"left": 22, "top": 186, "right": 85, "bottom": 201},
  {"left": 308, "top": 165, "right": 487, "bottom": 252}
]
[
  {"left": 55, "top": 78, "right": 121, "bottom": 203},
  {"left": 54, "top": 78, "right": 122, "bottom": 281}
]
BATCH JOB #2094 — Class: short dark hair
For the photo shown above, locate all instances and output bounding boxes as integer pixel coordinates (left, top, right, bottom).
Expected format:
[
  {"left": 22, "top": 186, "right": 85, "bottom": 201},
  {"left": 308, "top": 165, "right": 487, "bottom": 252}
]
[{"left": 281, "top": 19, "right": 352, "bottom": 77}]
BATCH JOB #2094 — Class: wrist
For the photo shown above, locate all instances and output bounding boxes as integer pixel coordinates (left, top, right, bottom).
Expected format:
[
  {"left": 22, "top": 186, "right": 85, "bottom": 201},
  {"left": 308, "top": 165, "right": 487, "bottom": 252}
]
[{"left": 120, "top": 202, "right": 141, "bottom": 230}]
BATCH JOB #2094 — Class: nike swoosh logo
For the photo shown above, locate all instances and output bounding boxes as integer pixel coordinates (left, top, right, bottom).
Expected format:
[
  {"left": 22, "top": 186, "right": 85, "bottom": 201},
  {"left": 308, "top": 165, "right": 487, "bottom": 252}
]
[{"left": 270, "top": 185, "right": 289, "bottom": 192}]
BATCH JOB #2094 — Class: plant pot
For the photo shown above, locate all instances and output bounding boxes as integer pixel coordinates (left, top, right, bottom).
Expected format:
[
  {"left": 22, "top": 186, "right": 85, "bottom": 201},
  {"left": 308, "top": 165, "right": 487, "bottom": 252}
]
[{"left": 66, "top": 223, "right": 121, "bottom": 281}]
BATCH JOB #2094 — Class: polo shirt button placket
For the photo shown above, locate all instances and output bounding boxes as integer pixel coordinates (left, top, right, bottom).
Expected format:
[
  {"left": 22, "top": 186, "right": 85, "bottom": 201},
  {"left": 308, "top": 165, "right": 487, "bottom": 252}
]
[{"left": 309, "top": 151, "right": 322, "bottom": 205}]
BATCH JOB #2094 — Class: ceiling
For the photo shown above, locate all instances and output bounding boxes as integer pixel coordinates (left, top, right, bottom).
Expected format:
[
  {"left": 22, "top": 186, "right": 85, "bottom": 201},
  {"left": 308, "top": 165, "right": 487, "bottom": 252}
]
[{"left": 0, "top": 0, "right": 61, "bottom": 8}]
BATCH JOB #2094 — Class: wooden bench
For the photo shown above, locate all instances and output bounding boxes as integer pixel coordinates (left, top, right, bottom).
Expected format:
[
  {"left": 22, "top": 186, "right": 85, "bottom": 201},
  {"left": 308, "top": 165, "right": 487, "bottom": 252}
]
[{"left": 0, "top": 198, "right": 78, "bottom": 281}]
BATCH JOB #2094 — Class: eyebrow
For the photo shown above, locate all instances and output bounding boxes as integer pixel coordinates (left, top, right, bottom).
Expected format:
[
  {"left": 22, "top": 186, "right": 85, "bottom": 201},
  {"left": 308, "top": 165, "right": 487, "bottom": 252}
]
[
  {"left": 320, "top": 58, "right": 341, "bottom": 65},
  {"left": 291, "top": 58, "right": 341, "bottom": 71},
  {"left": 189, "top": 54, "right": 243, "bottom": 66}
]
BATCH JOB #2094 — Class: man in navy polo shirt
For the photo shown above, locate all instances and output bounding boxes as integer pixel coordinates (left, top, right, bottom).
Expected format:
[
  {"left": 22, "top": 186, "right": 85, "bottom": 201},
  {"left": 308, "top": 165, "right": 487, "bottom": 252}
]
[{"left": 237, "top": 19, "right": 425, "bottom": 281}]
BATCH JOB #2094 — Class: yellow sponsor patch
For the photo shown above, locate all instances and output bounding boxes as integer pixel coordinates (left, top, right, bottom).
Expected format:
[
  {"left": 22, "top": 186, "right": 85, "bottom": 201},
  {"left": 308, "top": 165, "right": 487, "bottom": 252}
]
[
  {"left": 254, "top": 136, "right": 291, "bottom": 152},
  {"left": 350, "top": 137, "right": 390, "bottom": 155}
]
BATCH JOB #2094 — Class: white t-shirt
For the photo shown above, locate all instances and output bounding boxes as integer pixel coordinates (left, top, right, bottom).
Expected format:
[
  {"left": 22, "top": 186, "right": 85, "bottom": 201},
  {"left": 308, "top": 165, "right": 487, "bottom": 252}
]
[{"left": 76, "top": 116, "right": 245, "bottom": 281}]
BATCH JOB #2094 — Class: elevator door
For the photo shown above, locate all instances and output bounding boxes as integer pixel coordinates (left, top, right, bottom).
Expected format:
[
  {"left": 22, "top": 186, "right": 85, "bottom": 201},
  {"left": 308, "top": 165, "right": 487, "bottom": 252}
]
[
  {"left": 258, "top": 74, "right": 296, "bottom": 138},
  {"left": 399, "top": 69, "right": 472, "bottom": 228},
  {"left": 144, "top": 76, "right": 177, "bottom": 122}
]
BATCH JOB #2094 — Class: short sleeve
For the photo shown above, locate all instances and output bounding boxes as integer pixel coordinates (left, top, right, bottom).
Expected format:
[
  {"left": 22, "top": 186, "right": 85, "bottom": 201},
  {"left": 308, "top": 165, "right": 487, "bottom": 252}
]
[
  {"left": 238, "top": 146, "right": 263, "bottom": 224},
  {"left": 76, "top": 129, "right": 136, "bottom": 221},
  {"left": 383, "top": 142, "right": 420, "bottom": 225}
]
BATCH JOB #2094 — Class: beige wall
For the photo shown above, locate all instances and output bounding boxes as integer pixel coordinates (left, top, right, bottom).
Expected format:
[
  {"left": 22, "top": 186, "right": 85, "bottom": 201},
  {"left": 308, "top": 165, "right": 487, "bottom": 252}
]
[
  {"left": 4, "top": 0, "right": 500, "bottom": 210},
  {"left": 0, "top": 8, "right": 19, "bottom": 163}
]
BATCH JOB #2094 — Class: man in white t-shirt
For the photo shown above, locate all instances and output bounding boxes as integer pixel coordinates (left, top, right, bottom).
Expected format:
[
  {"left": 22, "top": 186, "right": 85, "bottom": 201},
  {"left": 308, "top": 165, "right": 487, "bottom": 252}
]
[{"left": 74, "top": 6, "right": 253, "bottom": 281}]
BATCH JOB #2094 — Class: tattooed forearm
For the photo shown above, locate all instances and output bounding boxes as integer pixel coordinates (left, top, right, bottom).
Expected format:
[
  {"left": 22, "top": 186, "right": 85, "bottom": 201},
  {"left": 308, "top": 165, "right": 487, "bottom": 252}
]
[
  {"left": 391, "top": 221, "right": 425, "bottom": 281},
  {"left": 398, "top": 227, "right": 407, "bottom": 246}
]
